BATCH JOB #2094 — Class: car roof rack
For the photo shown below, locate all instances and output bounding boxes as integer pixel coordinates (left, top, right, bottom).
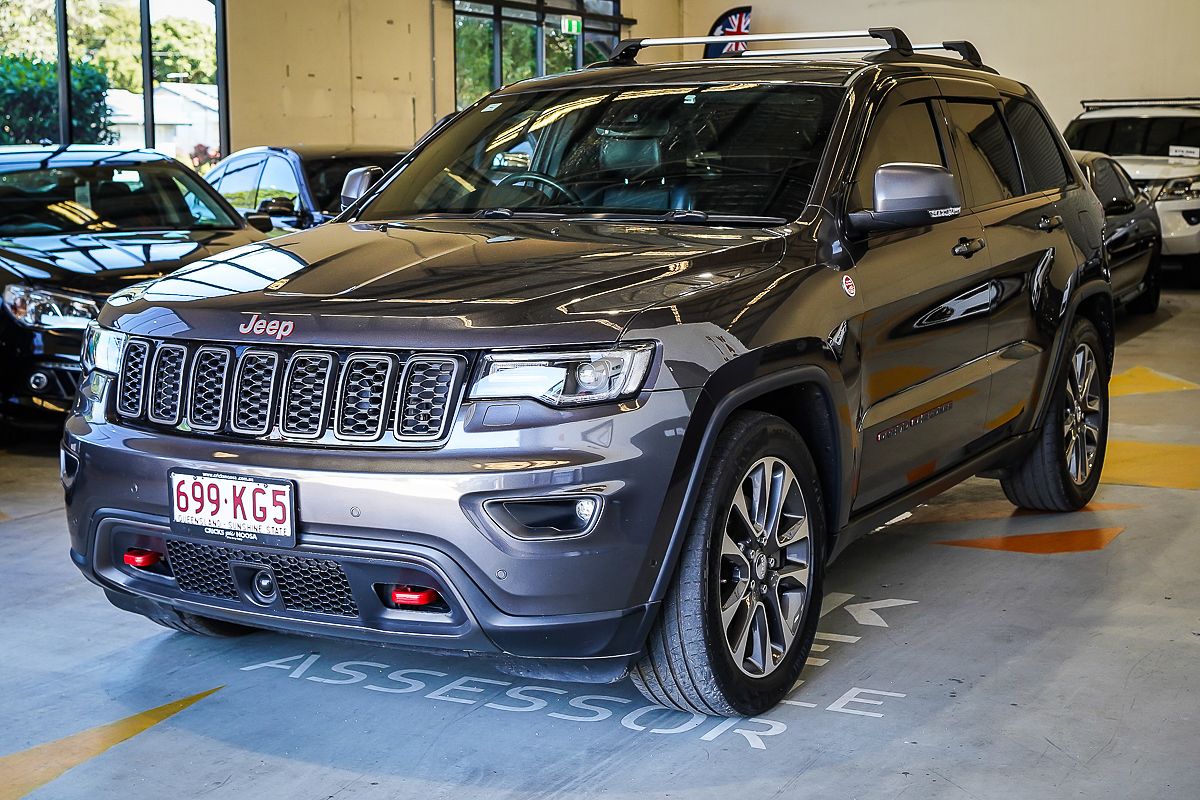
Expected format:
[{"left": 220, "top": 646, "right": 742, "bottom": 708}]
[
  {"left": 606, "top": 27, "right": 915, "bottom": 66},
  {"left": 738, "top": 39, "right": 987, "bottom": 69},
  {"left": 1081, "top": 97, "right": 1200, "bottom": 110}
]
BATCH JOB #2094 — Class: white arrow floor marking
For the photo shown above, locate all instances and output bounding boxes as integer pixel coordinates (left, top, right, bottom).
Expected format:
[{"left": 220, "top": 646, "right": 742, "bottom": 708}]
[{"left": 844, "top": 599, "right": 918, "bottom": 627}]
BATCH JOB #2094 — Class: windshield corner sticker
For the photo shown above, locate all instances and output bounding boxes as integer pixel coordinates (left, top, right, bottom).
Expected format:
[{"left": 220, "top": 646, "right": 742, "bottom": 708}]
[
  {"left": 481, "top": 102, "right": 503, "bottom": 113},
  {"left": 927, "top": 206, "right": 961, "bottom": 219},
  {"left": 841, "top": 274, "right": 856, "bottom": 297},
  {"left": 238, "top": 312, "right": 294, "bottom": 340},
  {"left": 1168, "top": 145, "right": 1200, "bottom": 160}
]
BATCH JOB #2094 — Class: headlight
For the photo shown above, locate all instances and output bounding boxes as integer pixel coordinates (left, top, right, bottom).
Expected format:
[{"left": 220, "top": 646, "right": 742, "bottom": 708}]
[
  {"left": 469, "top": 343, "right": 655, "bottom": 406},
  {"left": 81, "top": 321, "right": 126, "bottom": 374},
  {"left": 1161, "top": 175, "right": 1200, "bottom": 201},
  {"left": 3, "top": 284, "right": 99, "bottom": 329}
]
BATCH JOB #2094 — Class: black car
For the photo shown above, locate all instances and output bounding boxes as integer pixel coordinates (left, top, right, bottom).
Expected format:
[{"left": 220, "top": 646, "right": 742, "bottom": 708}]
[
  {"left": 1072, "top": 149, "right": 1162, "bottom": 313},
  {"left": 205, "top": 145, "right": 407, "bottom": 233},
  {"left": 65, "top": 29, "right": 1113, "bottom": 716},
  {"left": 0, "top": 145, "right": 265, "bottom": 436}
]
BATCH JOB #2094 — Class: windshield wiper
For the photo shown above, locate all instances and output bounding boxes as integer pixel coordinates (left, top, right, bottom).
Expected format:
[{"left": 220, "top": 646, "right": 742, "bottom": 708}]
[
  {"left": 563, "top": 210, "right": 789, "bottom": 227},
  {"left": 473, "top": 208, "right": 567, "bottom": 219}
]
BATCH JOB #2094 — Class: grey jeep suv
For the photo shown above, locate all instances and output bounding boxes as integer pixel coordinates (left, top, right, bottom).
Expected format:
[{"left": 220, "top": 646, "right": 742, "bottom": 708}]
[{"left": 64, "top": 28, "right": 1112, "bottom": 716}]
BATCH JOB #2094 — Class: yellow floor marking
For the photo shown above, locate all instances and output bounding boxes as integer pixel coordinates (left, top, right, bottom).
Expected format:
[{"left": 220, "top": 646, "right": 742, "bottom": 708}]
[
  {"left": 1103, "top": 440, "right": 1200, "bottom": 490},
  {"left": 939, "top": 527, "right": 1124, "bottom": 554},
  {"left": 0, "top": 687, "right": 222, "bottom": 800},
  {"left": 903, "top": 500, "right": 1138, "bottom": 525},
  {"left": 1109, "top": 366, "right": 1200, "bottom": 398}
]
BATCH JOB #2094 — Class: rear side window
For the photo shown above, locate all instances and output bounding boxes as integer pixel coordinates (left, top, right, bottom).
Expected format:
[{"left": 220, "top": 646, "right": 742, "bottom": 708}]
[
  {"left": 944, "top": 101, "right": 1022, "bottom": 207},
  {"left": 1003, "top": 98, "right": 1070, "bottom": 191},
  {"left": 849, "top": 99, "right": 946, "bottom": 211}
]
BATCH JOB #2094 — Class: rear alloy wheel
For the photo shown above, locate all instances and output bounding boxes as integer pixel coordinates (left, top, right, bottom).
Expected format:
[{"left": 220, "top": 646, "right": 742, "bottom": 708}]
[
  {"left": 1001, "top": 318, "right": 1108, "bottom": 511},
  {"left": 631, "top": 411, "right": 825, "bottom": 716}
]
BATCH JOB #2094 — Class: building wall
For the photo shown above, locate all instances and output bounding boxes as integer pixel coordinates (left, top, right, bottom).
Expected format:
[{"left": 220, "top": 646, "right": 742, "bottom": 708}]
[
  {"left": 225, "top": 0, "right": 683, "bottom": 151},
  {"left": 679, "top": 0, "right": 1200, "bottom": 129}
]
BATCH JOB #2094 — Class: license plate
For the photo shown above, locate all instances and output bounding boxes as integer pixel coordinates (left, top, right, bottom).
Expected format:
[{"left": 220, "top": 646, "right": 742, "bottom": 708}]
[{"left": 169, "top": 469, "right": 296, "bottom": 548}]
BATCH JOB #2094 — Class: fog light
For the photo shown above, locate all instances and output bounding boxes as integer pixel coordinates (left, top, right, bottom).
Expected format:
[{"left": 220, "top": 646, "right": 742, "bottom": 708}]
[
  {"left": 28, "top": 371, "right": 50, "bottom": 392},
  {"left": 391, "top": 586, "right": 440, "bottom": 607},
  {"left": 575, "top": 497, "right": 598, "bottom": 526}
]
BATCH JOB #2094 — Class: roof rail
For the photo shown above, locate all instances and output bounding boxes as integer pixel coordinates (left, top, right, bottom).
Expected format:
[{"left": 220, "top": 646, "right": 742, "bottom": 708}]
[
  {"left": 606, "top": 27, "right": 913, "bottom": 66},
  {"left": 1081, "top": 97, "right": 1200, "bottom": 110},
  {"left": 739, "top": 39, "right": 987, "bottom": 69}
]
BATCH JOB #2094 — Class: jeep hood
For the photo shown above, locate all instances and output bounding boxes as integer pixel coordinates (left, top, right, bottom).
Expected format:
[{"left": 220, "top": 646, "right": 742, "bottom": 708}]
[
  {"left": 101, "top": 219, "right": 787, "bottom": 348},
  {"left": 1112, "top": 154, "right": 1200, "bottom": 181}
]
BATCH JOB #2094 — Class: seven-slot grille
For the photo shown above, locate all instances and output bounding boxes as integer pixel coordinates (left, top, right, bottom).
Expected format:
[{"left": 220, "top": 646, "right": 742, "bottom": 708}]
[{"left": 114, "top": 338, "right": 463, "bottom": 445}]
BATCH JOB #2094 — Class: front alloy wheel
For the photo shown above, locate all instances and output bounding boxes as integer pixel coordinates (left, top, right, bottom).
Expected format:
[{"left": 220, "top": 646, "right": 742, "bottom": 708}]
[
  {"left": 631, "top": 411, "right": 825, "bottom": 716},
  {"left": 719, "top": 457, "right": 812, "bottom": 678}
]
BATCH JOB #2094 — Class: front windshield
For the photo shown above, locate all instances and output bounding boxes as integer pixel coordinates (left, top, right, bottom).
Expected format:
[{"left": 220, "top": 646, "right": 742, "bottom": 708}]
[
  {"left": 1064, "top": 116, "right": 1200, "bottom": 157},
  {"left": 0, "top": 162, "right": 238, "bottom": 237},
  {"left": 358, "top": 82, "right": 845, "bottom": 222}
]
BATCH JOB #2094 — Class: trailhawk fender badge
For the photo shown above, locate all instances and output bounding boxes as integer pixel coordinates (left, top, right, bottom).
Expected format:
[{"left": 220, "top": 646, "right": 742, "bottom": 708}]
[
  {"left": 842, "top": 274, "right": 856, "bottom": 297},
  {"left": 238, "top": 312, "right": 295, "bottom": 340},
  {"left": 927, "top": 206, "right": 961, "bottom": 219}
]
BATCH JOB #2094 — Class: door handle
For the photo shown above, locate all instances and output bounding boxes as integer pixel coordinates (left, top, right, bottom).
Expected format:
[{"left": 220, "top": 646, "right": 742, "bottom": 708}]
[
  {"left": 952, "top": 237, "right": 986, "bottom": 258},
  {"left": 1037, "top": 214, "right": 1063, "bottom": 232}
]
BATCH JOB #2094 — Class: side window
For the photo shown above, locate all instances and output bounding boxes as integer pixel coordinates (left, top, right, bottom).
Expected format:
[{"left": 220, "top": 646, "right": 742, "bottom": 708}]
[
  {"left": 259, "top": 157, "right": 302, "bottom": 209},
  {"left": 1002, "top": 98, "right": 1070, "bottom": 192},
  {"left": 216, "top": 157, "right": 265, "bottom": 211},
  {"left": 849, "top": 98, "right": 946, "bottom": 211},
  {"left": 944, "top": 101, "right": 1022, "bottom": 207},
  {"left": 1091, "top": 159, "right": 1132, "bottom": 205},
  {"left": 205, "top": 164, "right": 226, "bottom": 188}
]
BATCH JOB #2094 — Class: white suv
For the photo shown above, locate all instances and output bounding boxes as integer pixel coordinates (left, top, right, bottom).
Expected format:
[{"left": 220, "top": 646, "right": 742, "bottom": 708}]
[{"left": 1065, "top": 99, "right": 1200, "bottom": 263}]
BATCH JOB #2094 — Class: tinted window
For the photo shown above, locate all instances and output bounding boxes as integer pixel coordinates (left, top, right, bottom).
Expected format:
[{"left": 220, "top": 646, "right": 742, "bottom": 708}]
[
  {"left": 259, "top": 157, "right": 301, "bottom": 208},
  {"left": 945, "top": 101, "right": 1023, "bottom": 206},
  {"left": 1064, "top": 116, "right": 1200, "bottom": 156},
  {"left": 1003, "top": 98, "right": 1070, "bottom": 191},
  {"left": 0, "top": 163, "right": 237, "bottom": 236},
  {"left": 360, "top": 83, "right": 845, "bottom": 221},
  {"left": 1090, "top": 158, "right": 1132, "bottom": 205},
  {"left": 304, "top": 156, "right": 405, "bottom": 214},
  {"left": 849, "top": 98, "right": 945, "bottom": 211},
  {"left": 217, "top": 157, "right": 265, "bottom": 210}
]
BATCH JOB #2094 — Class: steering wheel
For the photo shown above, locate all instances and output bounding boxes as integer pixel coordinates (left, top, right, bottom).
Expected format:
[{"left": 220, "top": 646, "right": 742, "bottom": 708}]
[{"left": 496, "top": 171, "right": 583, "bottom": 205}]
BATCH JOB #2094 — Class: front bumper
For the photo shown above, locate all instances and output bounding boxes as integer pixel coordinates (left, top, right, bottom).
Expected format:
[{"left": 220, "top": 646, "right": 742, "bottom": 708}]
[
  {"left": 1154, "top": 197, "right": 1200, "bottom": 256},
  {"left": 63, "top": 372, "right": 699, "bottom": 678}
]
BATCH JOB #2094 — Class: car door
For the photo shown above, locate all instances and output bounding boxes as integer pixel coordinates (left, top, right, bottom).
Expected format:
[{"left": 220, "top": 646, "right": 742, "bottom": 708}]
[
  {"left": 257, "top": 155, "right": 305, "bottom": 232},
  {"left": 213, "top": 155, "right": 265, "bottom": 218},
  {"left": 848, "top": 80, "right": 995, "bottom": 511},
  {"left": 936, "top": 85, "right": 1081, "bottom": 442},
  {"left": 1091, "top": 156, "right": 1155, "bottom": 295}
]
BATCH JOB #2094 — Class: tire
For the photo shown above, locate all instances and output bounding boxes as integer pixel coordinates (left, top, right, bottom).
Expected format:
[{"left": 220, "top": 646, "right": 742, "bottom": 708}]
[
  {"left": 630, "top": 411, "right": 826, "bottom": 716},
  {"left": 1001, "top": 318, "right": 1108, "bottom": 511},
  {"left": 149, "top": 608, "right": 256, "bottom": 637},
  {"left": 1127, "top": 245, "right": 1161, "bottom": 314}
]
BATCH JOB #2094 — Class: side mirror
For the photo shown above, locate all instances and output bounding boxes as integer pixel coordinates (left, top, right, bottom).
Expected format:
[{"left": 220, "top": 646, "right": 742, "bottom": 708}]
[
  {"left": 340, "top": 166, "right": 384, "bottom": 211},
  {"left": 258, "top": 196, "right": 296, "bottom": 217},
  {"left": 848, "top": 163, "right": 963, "bottom": 234},
  {"left": 244, "top": 212, "right": 273, "bottom": 233},
  {"left": 1104, "top": 198, "right": 1136, "bottom": 217}
]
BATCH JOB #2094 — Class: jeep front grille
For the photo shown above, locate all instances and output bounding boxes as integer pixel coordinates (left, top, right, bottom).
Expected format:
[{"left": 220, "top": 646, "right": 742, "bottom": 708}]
[
  {"left": 113, "top": 338, "right": 464, "bottom": 446},
  {"left": 166, "top": 539, "right": 360, "bottom": 617}
]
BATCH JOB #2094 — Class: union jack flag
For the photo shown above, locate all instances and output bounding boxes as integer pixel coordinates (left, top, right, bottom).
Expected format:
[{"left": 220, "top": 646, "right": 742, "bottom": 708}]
[{"left": 703, "top": 6, "right": 752, "bottom": 59}]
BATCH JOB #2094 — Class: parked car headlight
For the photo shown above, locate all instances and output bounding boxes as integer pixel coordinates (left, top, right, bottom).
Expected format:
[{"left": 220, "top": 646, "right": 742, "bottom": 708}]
[
  {"left": 81, "top": 321, "right": 126, "bottom": 374},
  {"left": 3, "top": 284, "right": 99, "bottom": 329},
  {"left": 470, "top": 343, "right": 656, "bottom": 406},
  {"left": 1161, "top": 175, "right": 1200, "bottom": 201}
]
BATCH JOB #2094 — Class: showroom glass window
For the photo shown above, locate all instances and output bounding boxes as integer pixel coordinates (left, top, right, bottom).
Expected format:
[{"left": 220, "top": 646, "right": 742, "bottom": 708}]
[
  {"left": 849, "top": 98, "right": 947, "bottom": 211},
  {"left": 1002, "top": 97, "right": 1070, "bottom": 192},
  {"left": 0, "top": 0, "right": 227, "bottom": 159},
  {"left": 944, "top": 100, "right": 1023, "bottom": 207},
  {"left": 453, "top": 1, "right": 630, "bottom": 110}
]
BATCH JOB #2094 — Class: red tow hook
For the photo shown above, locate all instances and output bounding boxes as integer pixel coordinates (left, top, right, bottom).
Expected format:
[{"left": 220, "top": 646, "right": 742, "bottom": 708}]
[
  {"left": 123, "top": 548, "right": 162, "bottom": 568},
  {"left": 390, "top": 586, "right": 440, "bottom": 607}
]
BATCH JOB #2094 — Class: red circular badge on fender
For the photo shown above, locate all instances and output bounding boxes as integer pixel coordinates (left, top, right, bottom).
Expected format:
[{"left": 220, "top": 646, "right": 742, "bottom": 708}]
[{"left": 842, "top": 274, "right": 856, "bottom": 297}]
